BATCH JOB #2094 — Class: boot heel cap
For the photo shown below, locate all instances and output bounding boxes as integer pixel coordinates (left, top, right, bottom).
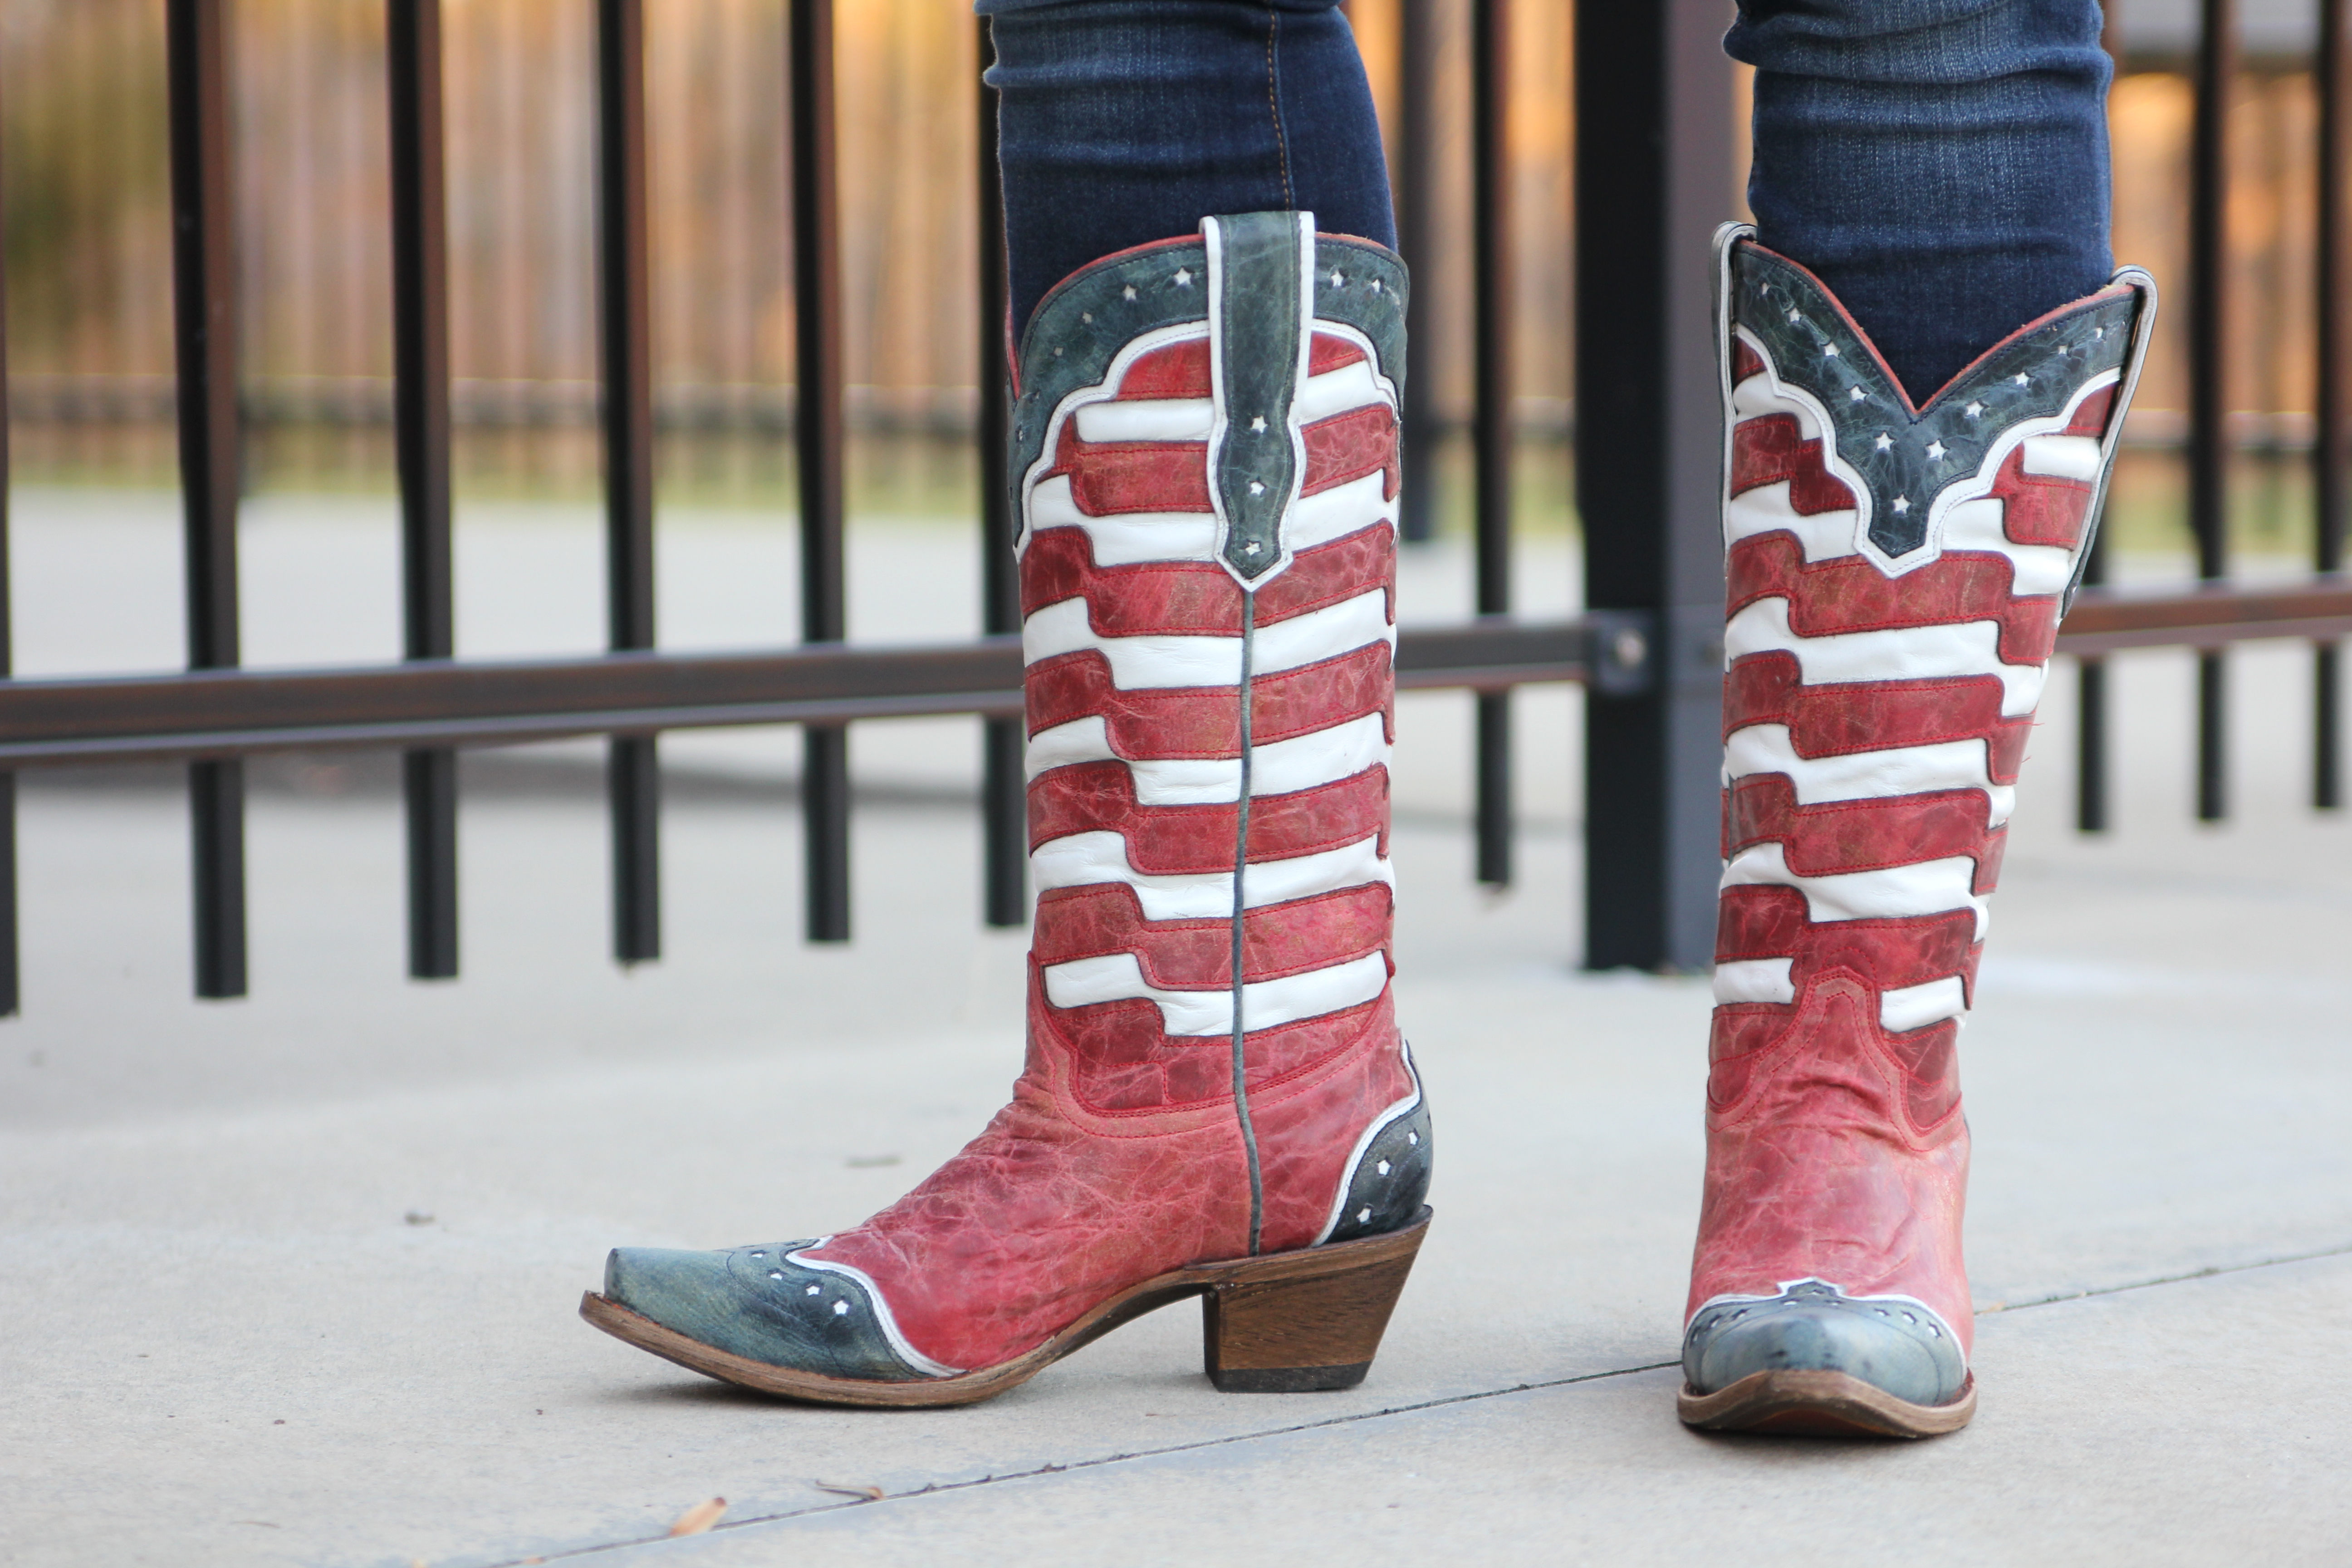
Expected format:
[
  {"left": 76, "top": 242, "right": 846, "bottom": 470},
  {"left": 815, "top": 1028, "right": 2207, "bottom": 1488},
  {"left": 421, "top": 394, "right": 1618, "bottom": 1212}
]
[{"left": 1209, "top": 1361, "right": 1372, "bottom": 1393}]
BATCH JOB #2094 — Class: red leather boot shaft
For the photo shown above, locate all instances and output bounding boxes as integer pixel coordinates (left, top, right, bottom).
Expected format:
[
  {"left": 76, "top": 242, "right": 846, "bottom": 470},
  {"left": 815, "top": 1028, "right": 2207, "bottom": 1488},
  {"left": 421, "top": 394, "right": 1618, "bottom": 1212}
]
[
  {"left": 1690, "top": 235, "right": 2153, "bottom": 1350},
  {"left": 806, "top": 228, "right": 1419, "bottom": 1374}
]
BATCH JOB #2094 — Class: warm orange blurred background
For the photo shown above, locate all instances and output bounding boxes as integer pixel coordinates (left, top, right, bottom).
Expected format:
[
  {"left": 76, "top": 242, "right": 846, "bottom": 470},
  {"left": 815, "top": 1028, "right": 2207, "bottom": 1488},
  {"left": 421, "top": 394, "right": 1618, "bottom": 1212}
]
[{"left": 0, "top": 0, "right": 2333, "bottom": 559}]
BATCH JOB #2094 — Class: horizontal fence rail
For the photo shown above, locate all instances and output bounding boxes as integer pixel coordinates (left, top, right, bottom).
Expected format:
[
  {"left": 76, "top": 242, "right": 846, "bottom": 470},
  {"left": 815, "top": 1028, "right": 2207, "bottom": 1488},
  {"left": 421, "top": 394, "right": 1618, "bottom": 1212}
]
[{"left": 0, "top": 616, "right": 1656, "bottom": 769}]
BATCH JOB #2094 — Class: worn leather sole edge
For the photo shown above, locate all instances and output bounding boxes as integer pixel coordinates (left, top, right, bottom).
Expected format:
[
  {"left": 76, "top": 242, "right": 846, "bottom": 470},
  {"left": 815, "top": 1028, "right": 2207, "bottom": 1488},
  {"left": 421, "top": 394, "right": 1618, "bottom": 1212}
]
[
  {"left": 580, "top": 1206, "right": 1431, "bottom": 1410},
  {"left": 1677, "top": 1368, "right": 1977, "bottom": 1439}
]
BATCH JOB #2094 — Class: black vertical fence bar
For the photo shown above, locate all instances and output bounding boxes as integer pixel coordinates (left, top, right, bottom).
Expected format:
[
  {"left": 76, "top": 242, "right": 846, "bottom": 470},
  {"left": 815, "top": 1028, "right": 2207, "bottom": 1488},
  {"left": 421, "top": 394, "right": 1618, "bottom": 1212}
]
[
  {"left": 597, "top": 0, "right": 660, "bottom": 963},
  {"left": 0, "top": 93, "right": 15, "bottom": 1018},
  {"left": 388, "top": 0, "right": 458, "bottom": 980},
  {"left": 1394, "top": 0, "right": 1441, "bottom": 544},
  {"left": 2190, "top": 0, "right": 2234, "bottom": 822},
  {"left": 2318, "top": 0, "right": 2348, "bottom": 811},
  {"left": 167, "top": 0, "right": 247, "bottom": 1000},
  {"left": 793, "top": 0, "right": 850, "bottom": 943},
  {"left": 1471, "top": 0, "right": 1513, "bottom": 886},
  {"left": 976, "top": 17, "right": 1025, "bottom": 929},
  {"left": 2077, "top": 522, "right": 2110, "bottom": 831},
  {"left": 1576, "top": 0, "right": 1732, "bottom": 971}
]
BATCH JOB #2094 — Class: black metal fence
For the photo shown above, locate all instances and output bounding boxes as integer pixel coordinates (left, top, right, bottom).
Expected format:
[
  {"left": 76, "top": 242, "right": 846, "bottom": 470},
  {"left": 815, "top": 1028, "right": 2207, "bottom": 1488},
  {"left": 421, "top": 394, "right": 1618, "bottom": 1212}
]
[{"left": 0, "top": 0, "right": 2345, "bottom": 1015}]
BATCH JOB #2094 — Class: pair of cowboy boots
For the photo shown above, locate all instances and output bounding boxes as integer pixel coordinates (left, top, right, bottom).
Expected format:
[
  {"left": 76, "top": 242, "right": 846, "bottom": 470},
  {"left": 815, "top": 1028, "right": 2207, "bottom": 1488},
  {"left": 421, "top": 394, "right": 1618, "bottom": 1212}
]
[{"left": 581, "top": 214, "right": 2152, "bottom": 1437}]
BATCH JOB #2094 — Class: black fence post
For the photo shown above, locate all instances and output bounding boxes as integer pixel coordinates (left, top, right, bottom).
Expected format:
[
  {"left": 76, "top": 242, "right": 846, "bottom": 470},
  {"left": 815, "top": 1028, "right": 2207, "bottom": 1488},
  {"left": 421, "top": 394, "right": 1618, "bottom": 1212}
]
[
  {"left": 2190, "top": 0, "right": 2234, "bottom": 823},
  {"left": 792, "top": 0, "right": 851, "bottom": 943},
  {"left": 1472, "top": 0, "right": 1514, "bottom": 886},
  {"left": 1574, "top": 0, "right": 1730, "bottom": 972},
  {"left": 388, "top": 0, "right": 459, "bottom": 980},
  {"left": 2318, "top": 0, "right": 2347, "bottom": 812},
  {"left": 0, "top": 88, "right": 14, "bottom": 1016},
  {"left": 976, "top": 17, "right": 1025, "bottom": 930},
  {"left": 167, "top": 0, "right": 248, "bottom": 1000},
  {"left": 597, "top": 0, "right": 660, "bottom": 964},
  {"left": 2077, "top": 523, "right": 2111, "bottom": 832},
  {"left": 1395, "top": 0, "right": 1443, "bottom": 545}
]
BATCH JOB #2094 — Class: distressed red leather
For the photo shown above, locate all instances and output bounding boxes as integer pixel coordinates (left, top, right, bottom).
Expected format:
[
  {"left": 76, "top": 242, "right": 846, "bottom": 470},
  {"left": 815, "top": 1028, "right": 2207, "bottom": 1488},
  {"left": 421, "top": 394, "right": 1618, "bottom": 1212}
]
[
  {"left": 796, "top": 258, "right": 1413, "bottom": 1376},
  {"left": 1693, "top": 975, "right": 1972, "bottom": 1345},
  {"left": 1693, "top": 242, "right": 2143, "bottom": 1359}
]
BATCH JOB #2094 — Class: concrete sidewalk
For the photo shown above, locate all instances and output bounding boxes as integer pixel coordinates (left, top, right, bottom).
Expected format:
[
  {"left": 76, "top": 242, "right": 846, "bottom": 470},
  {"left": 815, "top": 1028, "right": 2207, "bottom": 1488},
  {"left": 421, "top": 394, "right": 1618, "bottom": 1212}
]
[{"left": 1, "top": 495, "right": 2347, "bottom": 1566}]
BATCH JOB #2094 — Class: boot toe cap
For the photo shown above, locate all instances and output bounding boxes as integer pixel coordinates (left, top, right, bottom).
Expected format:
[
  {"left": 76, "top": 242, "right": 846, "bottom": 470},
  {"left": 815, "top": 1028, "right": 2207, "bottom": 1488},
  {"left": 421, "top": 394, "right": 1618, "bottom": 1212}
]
[
  {"left": 602, "top": 1243, "right": 937, "bottom": 1383},
  {"left": 1683, "top": 1278, "right": 1968, "bottom": 1407}
]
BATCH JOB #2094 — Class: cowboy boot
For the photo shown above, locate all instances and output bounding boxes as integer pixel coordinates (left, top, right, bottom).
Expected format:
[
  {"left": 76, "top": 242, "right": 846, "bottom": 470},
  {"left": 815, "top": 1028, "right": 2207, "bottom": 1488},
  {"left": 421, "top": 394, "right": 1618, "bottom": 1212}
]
[
  {"left": 581, "top": 211, "right": 1431, "bottom": 1406},
  {"left": 1677, "top": 227, "right": 2155, "bottom": 1437}
]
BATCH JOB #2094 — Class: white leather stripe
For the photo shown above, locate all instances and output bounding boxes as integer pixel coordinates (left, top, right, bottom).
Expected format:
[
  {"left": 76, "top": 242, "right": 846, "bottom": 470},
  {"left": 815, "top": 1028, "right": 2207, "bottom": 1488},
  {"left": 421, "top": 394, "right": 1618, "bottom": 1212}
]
[
  {"left": 1029, "top": 830, "right": 1393, "bottom": 922},
  {"left": 780, "top": 1248, "right": 965, "bottom": 1378},
  {"left": 1293, "top": 358, "right": 1392, "bottom": 425},
  {"left": 1731, "top": 373, "right": 1824, "bottom": 441},
  {"left": 1041, "top": 949, "right": 1389, "bottom": 1036},
  {"left": 2020, "top": 433, "right": 2102, "bottom": 481},
  {"left": 1725, "top": 479, "right": 1861, "bottom": 562},
  {"left": 1723, "top": 722, "right": 2015, "bottom": 826},
  {"left": 1027, "top": 714, "right": 1389, "bottom": 805},
  {"left": 1068, "top": 359, "right": 1390, "bottom": 447},
  {"left": 1027, "top": 475, "right": 1222, "bottom": 565},
  {"left": 1022, "top": 588, "right": 1392, "bottom": 686},
  {"left": 1721, "top": 841, "right": 1989, "bottom": 937},
  {"left": 1284, "top": 471, "right": 1396, "bottom": 554},
  {"left": 1725, "top": 598, "right": 2048, "bottom": 717},
  {"left": 1023, "top": 470, "right": 1392, "bottom": 570},
  {"left": 1713, "top": 956, "right": 1797, "bottom": 1006},
  {"left": 1939, "top": 496, "right": 2076, "bottom": 596},
  {"left": 1075, "top": 398, "right": 1211, "bottom": 444},
  {"left": 1880, "top": 975, "right": 1969, "bottom": 1032}
]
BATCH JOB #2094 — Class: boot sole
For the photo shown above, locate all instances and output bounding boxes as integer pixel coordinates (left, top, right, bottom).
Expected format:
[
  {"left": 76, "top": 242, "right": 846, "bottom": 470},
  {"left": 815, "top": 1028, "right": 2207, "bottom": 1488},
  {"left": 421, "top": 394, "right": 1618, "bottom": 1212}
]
[
  {"left": 580, "top": 1206, "right": 1431, "bottom": 1408},
  {"left": 1677, "top": 1368, "right": 1976, "bottom": 1439}
]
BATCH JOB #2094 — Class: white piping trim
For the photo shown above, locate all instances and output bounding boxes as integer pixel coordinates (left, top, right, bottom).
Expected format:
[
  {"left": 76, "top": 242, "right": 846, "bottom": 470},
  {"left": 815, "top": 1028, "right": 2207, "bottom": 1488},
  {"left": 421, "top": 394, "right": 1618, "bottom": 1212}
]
[
  {"left": 1687, "top": 1278, "right": 1968, "bottom": 1364},
  {"left": 784, "top": 1243, "right": 965, "bottom": 1378},
  {"left": 1312, "top": 1037, "right": 1426, "bottom": 1246}
]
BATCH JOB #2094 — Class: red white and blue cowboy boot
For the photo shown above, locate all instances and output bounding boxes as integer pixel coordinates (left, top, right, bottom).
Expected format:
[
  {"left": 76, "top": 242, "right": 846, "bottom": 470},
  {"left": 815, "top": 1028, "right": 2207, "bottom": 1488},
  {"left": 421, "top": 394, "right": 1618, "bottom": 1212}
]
[
  {"left": 582, "top": 211, "right": 1431, "bottom": 1406},
  {"left": 1678, "top": 227, "right": 2155, "bottom": 1437}
]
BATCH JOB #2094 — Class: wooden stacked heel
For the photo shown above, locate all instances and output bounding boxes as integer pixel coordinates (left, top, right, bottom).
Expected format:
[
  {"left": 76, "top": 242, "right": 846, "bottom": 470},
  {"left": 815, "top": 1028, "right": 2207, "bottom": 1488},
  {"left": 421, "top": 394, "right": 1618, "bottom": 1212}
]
[{"left": 1200, "top": 1213, "right": 1427, "bottom": 1391}]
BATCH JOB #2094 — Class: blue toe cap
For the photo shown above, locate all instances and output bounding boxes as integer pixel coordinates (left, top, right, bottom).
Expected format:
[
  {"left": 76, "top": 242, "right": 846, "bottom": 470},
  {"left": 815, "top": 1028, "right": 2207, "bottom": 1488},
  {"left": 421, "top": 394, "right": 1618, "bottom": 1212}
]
[
  {"left": 1682, "top": 1279, "right": 1968, "bottom": 1407},
  {"left": 603, "top": 1242, "right": 938, "bottom": 1382}
]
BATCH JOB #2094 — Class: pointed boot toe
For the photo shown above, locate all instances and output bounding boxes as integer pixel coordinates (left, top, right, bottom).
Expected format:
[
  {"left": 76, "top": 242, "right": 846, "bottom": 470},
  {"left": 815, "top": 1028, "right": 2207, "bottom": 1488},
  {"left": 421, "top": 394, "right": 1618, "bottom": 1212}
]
[
  {"left": 588, "top": 1243, "right": 940, "bottom": 1388},
  {"left": 1679, "top": 1280, "right": 1974, "bottom": 1438}
]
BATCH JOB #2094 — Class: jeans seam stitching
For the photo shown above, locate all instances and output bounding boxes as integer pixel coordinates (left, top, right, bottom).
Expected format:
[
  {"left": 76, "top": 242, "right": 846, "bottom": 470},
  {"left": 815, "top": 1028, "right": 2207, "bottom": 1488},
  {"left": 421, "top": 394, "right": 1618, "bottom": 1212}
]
[{"left": 1267, "top": 12, "right": 1294, "bottom": 210}]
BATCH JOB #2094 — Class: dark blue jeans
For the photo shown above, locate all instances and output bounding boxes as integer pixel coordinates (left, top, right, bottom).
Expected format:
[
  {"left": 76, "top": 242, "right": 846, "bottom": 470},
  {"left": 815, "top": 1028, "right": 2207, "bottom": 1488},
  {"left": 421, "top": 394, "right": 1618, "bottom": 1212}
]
[
  {"left": 978, "top": 0, "right": 1395, "bottom": 337},
  {"left": 982, "top": 0, "right": 2113, "bottom": 401}
]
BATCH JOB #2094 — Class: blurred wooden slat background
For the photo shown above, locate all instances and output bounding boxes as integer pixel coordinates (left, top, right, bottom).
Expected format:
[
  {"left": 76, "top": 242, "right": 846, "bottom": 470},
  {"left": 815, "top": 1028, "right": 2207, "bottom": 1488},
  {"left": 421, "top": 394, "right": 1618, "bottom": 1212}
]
[{"left": 0, "top": 0, "right": 2335, "bottom": 535}]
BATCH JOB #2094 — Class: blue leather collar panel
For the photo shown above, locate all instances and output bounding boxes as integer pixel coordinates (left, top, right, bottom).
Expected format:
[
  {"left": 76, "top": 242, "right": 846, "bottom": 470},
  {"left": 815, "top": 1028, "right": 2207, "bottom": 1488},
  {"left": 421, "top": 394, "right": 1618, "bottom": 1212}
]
[
  {"left": 1008, "top": 214, "right": 1409, "bottom": 574},
  {"left": 1731, "top": 237, "right": 2142, "bottom": 563}
]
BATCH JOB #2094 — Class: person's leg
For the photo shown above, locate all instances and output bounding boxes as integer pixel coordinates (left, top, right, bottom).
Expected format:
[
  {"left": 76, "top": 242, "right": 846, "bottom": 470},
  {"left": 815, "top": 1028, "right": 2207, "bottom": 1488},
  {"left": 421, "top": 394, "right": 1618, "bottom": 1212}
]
[
  {"left": 585, "top": 2, "right": 1428, "bottom": 1405},
  {"left": 1681, "top": 0, "right": 2155, "bottom": 1436},
  {"left": 1728, "top": 0, "right": 2114, "bottom": 400},
  {"left": 983, "top": 0, "right": 1394, "bottom": 334}
]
